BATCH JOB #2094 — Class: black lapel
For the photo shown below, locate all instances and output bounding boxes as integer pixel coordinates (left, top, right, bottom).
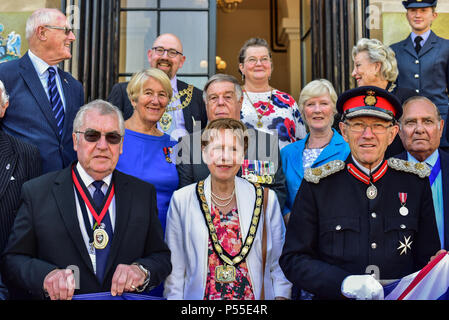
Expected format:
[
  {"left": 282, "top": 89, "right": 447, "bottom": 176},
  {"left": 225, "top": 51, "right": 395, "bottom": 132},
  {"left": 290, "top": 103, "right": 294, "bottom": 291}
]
[
  {"left": 0, "top": 133, "right": 17, "bottom": 199},
  {"left": 418, "top": 31, "right": 437, "bottom": 57},
  {"left": 103, "top": 170, "right": 132, "bottom": 277},
  {"left": 52, "top": 166, "right": 95, "bottom": 274}
]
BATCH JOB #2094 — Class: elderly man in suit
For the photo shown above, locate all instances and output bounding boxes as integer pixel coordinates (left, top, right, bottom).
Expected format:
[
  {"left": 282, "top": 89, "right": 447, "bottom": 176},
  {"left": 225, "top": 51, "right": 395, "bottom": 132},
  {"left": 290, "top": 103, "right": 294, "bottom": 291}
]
[
  {"left": 397, "top": 96, "right": 449, "bottom": 250},
  {"left": 0, "top": 8, "right": 84, "bottom": 174},
  {"left": 0, "top": 81, "right": 42, "bottom": 300},
  {"left": 176, "top": 73, "right": 287, "bottom": 214},
  {"left": 390, "top": 0, "right": 449, "bottom": 149},
  {"left": 108, "top": 33, "right": 207, "bottom": 141},
  {"left": 1, "top": 100, "right": 171, "bottom": 300}
]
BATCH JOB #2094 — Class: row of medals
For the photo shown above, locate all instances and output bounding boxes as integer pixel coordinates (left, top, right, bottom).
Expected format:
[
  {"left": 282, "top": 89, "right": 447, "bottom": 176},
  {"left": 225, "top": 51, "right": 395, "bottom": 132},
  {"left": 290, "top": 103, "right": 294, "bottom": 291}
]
[
  {"left": 366, "top": 184, "right": 409, "bottom": 217},
  {"left": 197, "top": 180, "right": 264, "bottom": 283},
  {"left": 242, "top": 161, "right": 275, "bottom": 185}
]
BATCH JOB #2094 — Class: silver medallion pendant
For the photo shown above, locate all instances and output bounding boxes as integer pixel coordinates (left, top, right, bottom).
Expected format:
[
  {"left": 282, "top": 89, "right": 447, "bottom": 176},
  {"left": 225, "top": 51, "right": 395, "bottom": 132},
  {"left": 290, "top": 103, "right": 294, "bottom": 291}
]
[
  {"left": 366, "top": 185, "right": 377, "bottom": 200},
  {"left": 399, "top": 206, "right": 409, "bottom": 217}
]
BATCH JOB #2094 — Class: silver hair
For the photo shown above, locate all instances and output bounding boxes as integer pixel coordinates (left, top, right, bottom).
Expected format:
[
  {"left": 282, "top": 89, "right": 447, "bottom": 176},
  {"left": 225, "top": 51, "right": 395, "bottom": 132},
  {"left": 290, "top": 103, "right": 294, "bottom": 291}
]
[
  {"left": 0, "top": 80, "right": 9, "bottom": 107},
  {"left": 73, "top": 99, "right": 125, "bottom": 135},
  {"left": 202, "top": 73, "right": 243, "bottom": 104},
  {"left": 400, "top": 96, "right": 442, "bottom": 129},
  {"left": 25, "top": 8, "right": 64, "bottom": 40}
]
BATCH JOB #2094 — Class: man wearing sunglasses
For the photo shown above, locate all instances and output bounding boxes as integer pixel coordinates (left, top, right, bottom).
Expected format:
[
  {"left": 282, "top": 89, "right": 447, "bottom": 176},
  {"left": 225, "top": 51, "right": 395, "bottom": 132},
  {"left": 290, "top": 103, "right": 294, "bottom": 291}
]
[
  {"left": 280, "top": 86, "right": 441, "bottom": 300},
  {"left": 0, "top": 8, "right": 84, "bottom": 174},
  {"left": 108, "top": 33, "right": 207, "bottom": 141},
  {"left": 1, "top": 100, "right": 171, "bottom": 300}
]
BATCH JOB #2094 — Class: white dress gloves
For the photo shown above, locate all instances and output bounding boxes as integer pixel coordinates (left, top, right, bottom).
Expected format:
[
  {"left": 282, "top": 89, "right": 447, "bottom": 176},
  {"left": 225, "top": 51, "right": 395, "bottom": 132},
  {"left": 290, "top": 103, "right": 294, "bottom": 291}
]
[{"left": 341, "top": 275, "right": 384, "bottom": 300}]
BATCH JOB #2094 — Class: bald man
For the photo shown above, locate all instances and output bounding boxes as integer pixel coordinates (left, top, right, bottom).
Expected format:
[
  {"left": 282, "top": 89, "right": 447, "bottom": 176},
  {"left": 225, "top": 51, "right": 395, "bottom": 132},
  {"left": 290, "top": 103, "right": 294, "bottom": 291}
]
[{"left": 108, "top": 33, "right": 207, "bottom": 140}]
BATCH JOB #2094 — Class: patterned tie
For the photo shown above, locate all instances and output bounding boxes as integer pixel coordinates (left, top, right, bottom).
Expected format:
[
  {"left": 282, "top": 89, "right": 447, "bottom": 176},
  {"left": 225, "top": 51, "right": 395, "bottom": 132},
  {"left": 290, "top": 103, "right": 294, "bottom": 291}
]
[
  {"left": 47, "top": 67, "right": 65, "bottom": 136},
  {"left": 92, "top": 180, "right": 113, "bottom": 283},
  {"left": 414, "top": 36, "right": 423, "bottom": 54}
]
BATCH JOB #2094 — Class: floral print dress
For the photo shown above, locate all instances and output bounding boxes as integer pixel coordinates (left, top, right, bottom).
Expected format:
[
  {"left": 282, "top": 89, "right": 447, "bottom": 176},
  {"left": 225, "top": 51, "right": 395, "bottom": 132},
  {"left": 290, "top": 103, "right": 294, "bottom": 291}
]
[
  {"left": 241, "top": 89, "right": 307, "bottom": 150},
  {"left": 203, "top": 204, "right": 255, "bottom": 300}
]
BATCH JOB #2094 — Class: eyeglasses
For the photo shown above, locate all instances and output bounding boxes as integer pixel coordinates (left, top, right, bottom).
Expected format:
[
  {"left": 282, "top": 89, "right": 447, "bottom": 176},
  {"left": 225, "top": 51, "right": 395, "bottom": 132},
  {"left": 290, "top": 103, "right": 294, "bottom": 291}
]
[
  {"left": 44, "top": 25, "right": 73, "bottom": 35},
  {"left": 244, "top": 56, "right": 271, "bottom": 66},
  {"left": 206, "top": 93, "right": 236, "bottom": 104},
  {"left": 345, "top": 122, "right": 393, "bottom": 134},
  {"left": 76, "top": 130, "right": 123, "bottom": 144},
  {"left": 152, "top": 46, "right": 183, "bottom": 58}
]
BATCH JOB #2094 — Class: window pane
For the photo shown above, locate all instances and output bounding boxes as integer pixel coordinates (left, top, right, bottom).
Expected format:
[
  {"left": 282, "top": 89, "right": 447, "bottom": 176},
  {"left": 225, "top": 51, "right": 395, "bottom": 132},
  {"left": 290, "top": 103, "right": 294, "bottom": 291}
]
[
  {"left": 160, "top": 12, "right": 208, "bottom": 75},
  {"left": 120, "top": 0, "right": 157, "bottom": 8},
  {"left": 178, "top": 76, "right": 208, "bottom": 91},
  {"left": 119, "top": 11, "right": 157, "bottom": 74},
  {"left": 160, "top": 0, "right": 208, "bottom": 9}
]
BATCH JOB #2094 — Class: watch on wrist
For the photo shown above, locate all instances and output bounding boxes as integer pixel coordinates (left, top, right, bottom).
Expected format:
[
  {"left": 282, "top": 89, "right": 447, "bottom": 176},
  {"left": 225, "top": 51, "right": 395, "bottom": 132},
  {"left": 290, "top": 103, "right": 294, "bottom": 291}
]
[{"left": 132, "top": 263, "right": 150, "bottom": 292}]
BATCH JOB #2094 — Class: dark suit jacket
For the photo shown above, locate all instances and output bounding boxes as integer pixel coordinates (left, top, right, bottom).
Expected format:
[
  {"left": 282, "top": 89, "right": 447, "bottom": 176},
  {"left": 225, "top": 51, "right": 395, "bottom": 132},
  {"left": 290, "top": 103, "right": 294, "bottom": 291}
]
[
  {"left": 0, "top": 131, "right": 41, "bottom": 254},
  {"left": 1, "top": 166, "right": 171, "bottom": 299},
  {"left": 176, "top": 128, "right": 287, "bottom": 211},
  {"left": 396, "top": 149, "right": 449, "bottom": 249},
  {"left": 0, "top": 52, "right": 84, "bottom": 174},
  {"left": 108, "top": 79, "right": 208, "bottom": 132}
]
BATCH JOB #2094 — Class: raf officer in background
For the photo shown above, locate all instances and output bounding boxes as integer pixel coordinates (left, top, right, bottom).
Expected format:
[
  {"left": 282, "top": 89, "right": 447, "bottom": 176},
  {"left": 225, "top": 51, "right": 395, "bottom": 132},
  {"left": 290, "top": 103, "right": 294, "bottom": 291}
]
[
  {"left": 397, "top": 96, "right": 449, "bottom": 250},
  {"left": 176, "top": 73, "right": 287, "bottom": 213},
  {"left": 0, "top": 8, "right": 84, "bottom": 174},
  {"left": 108, "top": 33, "right": 207, "bottom": 141},
  {"left": 390, "top": 0, "right": 449, "bottom": 149},
  {"left": 280, "top": 86, "right": 440, "bottom": 300},
  {"left": 1, "top": 100, "right": 171, "bottom": 300}
]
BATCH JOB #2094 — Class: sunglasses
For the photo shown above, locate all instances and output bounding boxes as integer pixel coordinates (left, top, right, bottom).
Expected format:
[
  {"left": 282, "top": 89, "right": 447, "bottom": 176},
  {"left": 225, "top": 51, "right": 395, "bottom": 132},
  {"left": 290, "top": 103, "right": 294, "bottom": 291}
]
[{"left": 76, "top": 130, "right": 123, "bottom": 144}]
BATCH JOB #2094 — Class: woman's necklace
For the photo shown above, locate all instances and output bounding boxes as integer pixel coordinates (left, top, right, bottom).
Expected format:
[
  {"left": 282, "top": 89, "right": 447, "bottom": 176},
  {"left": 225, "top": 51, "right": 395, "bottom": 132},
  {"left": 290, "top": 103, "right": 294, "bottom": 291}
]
[
  {"left": 211, "top": 189, "right": 235, "bottom": 207},
  {"left": 243, "top": 87, "right": 273, "bottom": 128},
  {"left": 306, "top": 131, "right": 334, "bottom": 149}
]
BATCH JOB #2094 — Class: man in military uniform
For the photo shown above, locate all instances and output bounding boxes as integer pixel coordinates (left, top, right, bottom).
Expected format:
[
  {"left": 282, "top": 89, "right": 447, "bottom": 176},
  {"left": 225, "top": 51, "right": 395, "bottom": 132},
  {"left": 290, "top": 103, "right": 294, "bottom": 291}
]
[
  {"left": 280, "top": 86, "right": 440, "bottom": 300},
  {"left": 390, "top": 0, "right": 449, "bottom": 149}
]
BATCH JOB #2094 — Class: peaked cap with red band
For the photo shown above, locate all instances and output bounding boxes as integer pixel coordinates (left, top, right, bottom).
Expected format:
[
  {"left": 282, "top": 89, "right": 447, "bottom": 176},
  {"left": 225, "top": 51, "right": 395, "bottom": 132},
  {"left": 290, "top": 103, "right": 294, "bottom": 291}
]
[{"left": 336, "top": 86, "right": 403, "bottom": 122}]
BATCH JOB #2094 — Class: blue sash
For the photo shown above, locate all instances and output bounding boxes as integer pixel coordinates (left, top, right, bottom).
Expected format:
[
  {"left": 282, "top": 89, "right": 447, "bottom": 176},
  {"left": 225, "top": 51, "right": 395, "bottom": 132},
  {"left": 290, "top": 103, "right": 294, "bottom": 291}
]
[
  {"left": 429, "top": 157, "right": 441, "bottom": 186},
  {"left": 72, "top": 292, "right": 165, "bottom": 300}
]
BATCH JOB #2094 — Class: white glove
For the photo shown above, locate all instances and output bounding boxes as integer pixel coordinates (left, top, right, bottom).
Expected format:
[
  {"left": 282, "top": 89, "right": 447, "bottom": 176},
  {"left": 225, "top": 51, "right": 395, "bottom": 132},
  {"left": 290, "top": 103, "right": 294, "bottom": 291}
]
[{"left": 341, "top": 275, "right": 384, "bottom": 300}]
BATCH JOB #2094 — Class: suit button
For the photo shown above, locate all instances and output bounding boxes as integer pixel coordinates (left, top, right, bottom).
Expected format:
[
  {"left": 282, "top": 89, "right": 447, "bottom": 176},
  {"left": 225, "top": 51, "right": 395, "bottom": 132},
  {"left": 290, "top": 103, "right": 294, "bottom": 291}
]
[
  {"left": 371, "top": 212, "right": 377, "bottom": 218},
  {"left": 415, "top": 60, "right": 419, "bottom": 64},
  {"left": 400, "top": 224, "right": 406, "bottom": 229},
  {"left": 371, "top": 243, "right": 377, "bottom": 249},
  {"left": 416, "top": 89, "right": 420, "bottom": 93},
  {"left": 335, "top": 225, "right": 342, "bottom": 231},
  {"left": 415, "top": 74, "right": 420, "bottom": 79}
]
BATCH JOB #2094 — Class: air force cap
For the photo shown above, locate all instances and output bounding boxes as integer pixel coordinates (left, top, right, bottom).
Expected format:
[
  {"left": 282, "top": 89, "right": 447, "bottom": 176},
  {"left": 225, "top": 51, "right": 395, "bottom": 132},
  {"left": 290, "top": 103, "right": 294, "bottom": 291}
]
[
  {"left": 402, "top": 0, "right": 437, "bottom": 9},
  {"left": 337, "top": 86, "right": 402, "bottom": 122}
]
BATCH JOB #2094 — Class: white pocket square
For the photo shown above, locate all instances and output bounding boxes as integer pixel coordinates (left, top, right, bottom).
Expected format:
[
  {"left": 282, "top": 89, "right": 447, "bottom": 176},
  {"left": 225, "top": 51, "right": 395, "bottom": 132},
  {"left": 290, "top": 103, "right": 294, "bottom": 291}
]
[{"left": 10, "top": 176, "right": 15, "bottom": 181}]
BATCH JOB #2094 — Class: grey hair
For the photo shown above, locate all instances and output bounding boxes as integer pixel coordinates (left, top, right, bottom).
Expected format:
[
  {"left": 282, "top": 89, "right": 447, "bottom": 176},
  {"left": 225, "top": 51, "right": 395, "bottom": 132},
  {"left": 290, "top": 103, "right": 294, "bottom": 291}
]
[
  {"left": 25, "top": 8, "right": 64, "bottom": 40},
  {"left": 73, "top": 99, "right": 125, "bottom": 135},
  {"left": 0, "top": 80, "right": 9, "bottom": 107},
  {"left": 400, "top": 96, "right": 442, "bottom": 128},
  {"left": 352, "top": 38, "right": 399, "bottom": 83},
  {"left": 203, "top": 73, "right": 243, "bottom": 104}
]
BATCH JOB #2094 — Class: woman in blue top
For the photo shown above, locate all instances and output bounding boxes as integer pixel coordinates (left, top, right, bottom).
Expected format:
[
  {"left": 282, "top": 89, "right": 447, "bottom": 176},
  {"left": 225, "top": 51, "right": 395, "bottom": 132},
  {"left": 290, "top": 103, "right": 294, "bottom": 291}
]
[
  {"left": 116, "top": 68, "right": 178, "bottom": 234},
  {"left": 281, "top": 79, "right": 350, "bottom": 222}
]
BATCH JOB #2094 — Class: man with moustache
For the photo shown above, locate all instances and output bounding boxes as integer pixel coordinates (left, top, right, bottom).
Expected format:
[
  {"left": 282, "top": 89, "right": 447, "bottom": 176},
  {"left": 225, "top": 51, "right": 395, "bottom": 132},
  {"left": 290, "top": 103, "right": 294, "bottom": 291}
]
[
  {"left": 1, "top": 100, "right": 171, "bottom": 300},
  {"left": 280, "top": 87, "right": 440, "bottom": 299},
  {"left": 108, "top": 33, "right": 207, "bottom": 141},
  {"left": 396, "top": 96, "right": 449, "bottom": 250},
  {"left": 0, "top": 8, "right": 84, "bottom": 174},
  {"left": 391, "top": 0, "right": 449, "bottom": 149}
]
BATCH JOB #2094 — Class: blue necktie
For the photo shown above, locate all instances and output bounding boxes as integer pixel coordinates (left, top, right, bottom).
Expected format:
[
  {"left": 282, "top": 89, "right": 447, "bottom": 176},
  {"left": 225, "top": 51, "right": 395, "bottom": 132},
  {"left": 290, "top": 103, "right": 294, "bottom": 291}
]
[
  {"left": 92, "top": 180, "right": 113, "bottom": 283},
  {"left": 47, "top": 67, "right": 65, "bottom": 136}
]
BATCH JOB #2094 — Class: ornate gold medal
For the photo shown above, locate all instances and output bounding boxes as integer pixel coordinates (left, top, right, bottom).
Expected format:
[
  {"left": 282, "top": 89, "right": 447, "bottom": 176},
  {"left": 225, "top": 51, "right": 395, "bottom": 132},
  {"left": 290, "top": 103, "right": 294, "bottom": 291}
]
[
  {"left": 93, "top": 228, "right": 109, "bottom": 250},
  {"left": 215, "top": 265, "right": 236, "bottom": 283},
  {"left": 159, "top": 112, "right": 173, "bottom": 132}
]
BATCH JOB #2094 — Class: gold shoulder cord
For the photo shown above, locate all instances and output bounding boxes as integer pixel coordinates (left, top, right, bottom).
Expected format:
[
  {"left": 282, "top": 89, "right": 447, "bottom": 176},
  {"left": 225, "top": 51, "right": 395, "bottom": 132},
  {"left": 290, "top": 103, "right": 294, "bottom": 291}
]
[{"left": 196, "top": 180, "right": 264, "bottom": 283}]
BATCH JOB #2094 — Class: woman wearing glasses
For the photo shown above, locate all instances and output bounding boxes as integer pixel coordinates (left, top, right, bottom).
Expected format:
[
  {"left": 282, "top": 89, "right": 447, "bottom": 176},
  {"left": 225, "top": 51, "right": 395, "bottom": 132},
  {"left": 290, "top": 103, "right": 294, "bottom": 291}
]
[
  {"left": 238, "top": 38, "right": 306, "bottom": 150},
  {"left": 115, "top": 68, "right": 178, "bottom": 234}
]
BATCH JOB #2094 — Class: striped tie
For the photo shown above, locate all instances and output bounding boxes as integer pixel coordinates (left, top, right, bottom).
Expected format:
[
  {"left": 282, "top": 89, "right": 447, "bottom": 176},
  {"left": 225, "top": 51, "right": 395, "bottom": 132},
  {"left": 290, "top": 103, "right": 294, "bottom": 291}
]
[{"left": 47, "top": 67, "right": 65, "bottom": 136}]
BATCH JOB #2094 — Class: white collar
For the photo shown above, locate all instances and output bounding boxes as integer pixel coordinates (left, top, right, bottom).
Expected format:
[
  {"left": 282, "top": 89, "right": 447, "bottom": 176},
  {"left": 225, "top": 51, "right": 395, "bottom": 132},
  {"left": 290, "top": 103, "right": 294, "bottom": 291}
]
[{"left": 76, "top": 162, "right": 112, "bottom": 191}]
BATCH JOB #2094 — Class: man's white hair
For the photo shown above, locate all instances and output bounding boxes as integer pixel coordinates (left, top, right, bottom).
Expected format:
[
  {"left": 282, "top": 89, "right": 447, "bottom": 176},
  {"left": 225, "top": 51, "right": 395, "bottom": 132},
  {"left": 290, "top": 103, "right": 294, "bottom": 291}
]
[{"left": 25, "top": 8, "right": 64, "bottom": 40}]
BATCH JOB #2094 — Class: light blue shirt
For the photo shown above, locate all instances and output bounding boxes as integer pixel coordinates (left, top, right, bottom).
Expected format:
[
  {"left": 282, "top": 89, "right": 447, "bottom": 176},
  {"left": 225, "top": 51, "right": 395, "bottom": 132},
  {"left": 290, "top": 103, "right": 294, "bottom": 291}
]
[
  {"left": 408, "top": 150, "right": 444, "bottom": 248},
  {"left": 27, "top": 49, "right": 67, "bottom": 111},
  {"left": 411, "top": 30, "right": 432, "bottom": 49}
]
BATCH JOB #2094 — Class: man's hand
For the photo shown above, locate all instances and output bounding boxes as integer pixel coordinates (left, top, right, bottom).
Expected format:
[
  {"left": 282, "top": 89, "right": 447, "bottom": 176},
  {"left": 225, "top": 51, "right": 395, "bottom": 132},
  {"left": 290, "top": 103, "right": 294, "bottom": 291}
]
[
  {"left": 110, "top": 264, "right": 146, "bottom": 296},
  {"left": 43, "top": 269, "right": 76, "bottom": 300},
  {"left": 430, "top": 249, "right": 447, "bottom": 263},
  {"left": 341, "top": 275, "right": 384, "bottom": 300}
]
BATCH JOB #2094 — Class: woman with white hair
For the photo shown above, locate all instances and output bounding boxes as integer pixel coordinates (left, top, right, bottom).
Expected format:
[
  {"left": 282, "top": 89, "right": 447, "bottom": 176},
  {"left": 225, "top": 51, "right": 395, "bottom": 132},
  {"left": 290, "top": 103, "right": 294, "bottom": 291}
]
[
  {"left": 281, "top": 79, "right": 350, "bottom": 221},
  {"left": 352, "top": 38, "right": 417, "bottom": 157}
]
